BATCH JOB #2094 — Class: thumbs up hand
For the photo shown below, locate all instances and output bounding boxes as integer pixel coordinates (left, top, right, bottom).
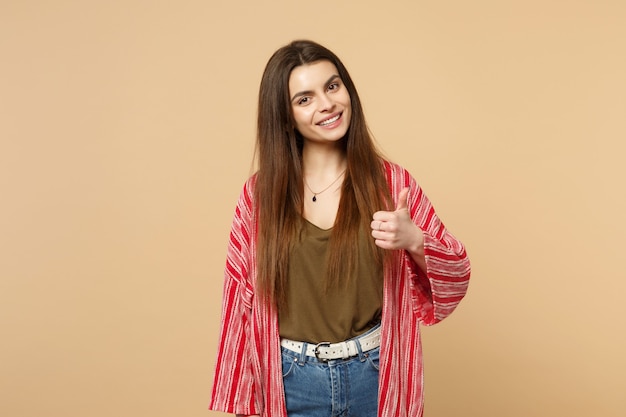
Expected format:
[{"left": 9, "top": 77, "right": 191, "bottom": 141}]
[{"left": 371, "top": 188, "right": 425, "bottom": 257}]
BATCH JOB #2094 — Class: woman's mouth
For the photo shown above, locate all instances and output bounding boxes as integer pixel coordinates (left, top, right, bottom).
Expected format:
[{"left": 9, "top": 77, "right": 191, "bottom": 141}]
[{"left": 317, "top": 113, "right": 342, "bottom": 127}]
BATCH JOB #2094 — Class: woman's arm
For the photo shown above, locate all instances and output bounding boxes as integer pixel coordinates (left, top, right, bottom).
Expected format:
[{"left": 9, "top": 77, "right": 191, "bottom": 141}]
[
  {"left": 209, "top": 179, "right": 261, "bottom": 415},
  {"left": 378, "top": 162, "right": 471, "bottom": 325}
]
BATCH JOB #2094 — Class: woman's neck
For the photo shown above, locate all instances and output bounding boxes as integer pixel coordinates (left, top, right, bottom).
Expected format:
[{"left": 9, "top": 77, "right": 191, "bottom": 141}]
[
  {"left": 302, "top": 142, "right": 347, "bottom": 175},
  {"left": 301, "top": 142, "right": 346, "bottom": 229}
]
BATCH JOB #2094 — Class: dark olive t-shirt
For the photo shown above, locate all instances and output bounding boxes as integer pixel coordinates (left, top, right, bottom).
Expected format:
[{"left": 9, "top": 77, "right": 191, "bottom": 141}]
[{"left": 278, "top": 220, "right": 383, "bottom": 344}]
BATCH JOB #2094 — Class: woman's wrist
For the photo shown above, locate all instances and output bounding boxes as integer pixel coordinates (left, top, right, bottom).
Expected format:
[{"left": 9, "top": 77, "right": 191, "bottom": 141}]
[{"left": 407, "top": 229, "right": 426, "bottom": 272}]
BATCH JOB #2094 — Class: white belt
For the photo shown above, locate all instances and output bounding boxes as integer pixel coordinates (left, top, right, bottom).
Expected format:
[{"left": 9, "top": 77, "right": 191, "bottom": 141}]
[{"left": 280, "top": 326, "right": 381, "bottom": 361}]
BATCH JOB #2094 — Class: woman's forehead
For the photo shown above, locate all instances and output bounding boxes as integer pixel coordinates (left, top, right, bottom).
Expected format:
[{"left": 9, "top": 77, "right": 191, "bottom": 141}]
[{"left": 288, "top": 60, "right": 339, "bottom": 92}]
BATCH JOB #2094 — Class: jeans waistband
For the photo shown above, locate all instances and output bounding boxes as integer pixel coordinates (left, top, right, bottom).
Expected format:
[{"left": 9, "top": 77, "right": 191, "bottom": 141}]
[{"left": 280, "top": 325, "right": 381, "bottom": 362}]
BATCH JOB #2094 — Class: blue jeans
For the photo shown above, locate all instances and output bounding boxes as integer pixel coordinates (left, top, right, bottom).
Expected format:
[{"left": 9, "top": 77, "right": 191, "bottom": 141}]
[{"left": 281, "top": 329, "right": 380, "bottom": 417}]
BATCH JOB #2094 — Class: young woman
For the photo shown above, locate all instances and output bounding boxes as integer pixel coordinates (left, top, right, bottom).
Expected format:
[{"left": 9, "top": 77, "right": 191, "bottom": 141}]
[{"left": 209, "top": 40, "right": 471, "bottom": 417}]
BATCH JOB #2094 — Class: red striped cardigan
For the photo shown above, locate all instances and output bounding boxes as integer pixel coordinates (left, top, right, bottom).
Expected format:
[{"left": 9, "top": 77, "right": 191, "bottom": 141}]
[{"left": 209, "top": 161, "right": 471, "bottom": 417}]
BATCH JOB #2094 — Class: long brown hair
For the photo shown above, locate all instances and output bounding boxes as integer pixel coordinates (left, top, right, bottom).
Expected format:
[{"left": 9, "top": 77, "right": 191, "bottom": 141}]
[{"left": 255, "top": 40, "right": 391, "bottom": 308}]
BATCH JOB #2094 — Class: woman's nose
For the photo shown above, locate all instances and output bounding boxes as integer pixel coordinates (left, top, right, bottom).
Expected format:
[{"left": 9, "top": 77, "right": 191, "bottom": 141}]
[{"left": 318, "top": 94, "right": 334, "bottom": 112}]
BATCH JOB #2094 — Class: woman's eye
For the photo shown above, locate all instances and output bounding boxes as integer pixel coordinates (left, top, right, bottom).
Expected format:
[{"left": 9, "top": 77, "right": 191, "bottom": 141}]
[
  {"left": 328, "top": 82, "right": 340, "bottom": 91},
  {"left": 298, "top": 97, "right": 310, "bottom": 105}
]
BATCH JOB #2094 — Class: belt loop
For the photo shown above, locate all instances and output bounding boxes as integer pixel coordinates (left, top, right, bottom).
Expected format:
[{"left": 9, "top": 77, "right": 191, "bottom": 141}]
[
  {"left": 298, "top": 341, "right": 308, "bottom": 364},
  {"left": 355, "top": 335, "right": 366, "bottom": 362}
]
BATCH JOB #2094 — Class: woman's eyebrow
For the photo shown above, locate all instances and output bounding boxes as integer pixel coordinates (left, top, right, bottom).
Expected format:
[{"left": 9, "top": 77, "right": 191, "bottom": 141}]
[{"left": 290, "top": 74, "right": 340, "bottom": 102}]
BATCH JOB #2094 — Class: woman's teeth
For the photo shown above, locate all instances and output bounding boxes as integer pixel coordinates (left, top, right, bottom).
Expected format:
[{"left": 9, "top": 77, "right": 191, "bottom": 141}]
[{"left": 318, "top": 114, "right": 340, "bottom": 126}]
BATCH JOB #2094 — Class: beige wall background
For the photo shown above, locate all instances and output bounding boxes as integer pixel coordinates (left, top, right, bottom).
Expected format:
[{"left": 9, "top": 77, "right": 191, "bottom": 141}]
[{"left": 1, "top": 1, "right": 625, "bottom": 416}]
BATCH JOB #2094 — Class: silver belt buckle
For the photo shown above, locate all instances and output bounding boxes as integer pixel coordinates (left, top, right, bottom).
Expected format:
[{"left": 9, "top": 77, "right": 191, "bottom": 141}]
[{"left": 314, "top": 341, "right": 331, "bottom": 362}]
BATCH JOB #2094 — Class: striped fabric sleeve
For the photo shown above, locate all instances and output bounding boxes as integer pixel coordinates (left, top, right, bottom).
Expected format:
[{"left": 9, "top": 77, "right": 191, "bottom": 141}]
[
  {"left": 388, "top": 162, "right": 471, "bottom": 325},
  {"left": 209, "top": 178, "right": 260, "bottom": 415}
]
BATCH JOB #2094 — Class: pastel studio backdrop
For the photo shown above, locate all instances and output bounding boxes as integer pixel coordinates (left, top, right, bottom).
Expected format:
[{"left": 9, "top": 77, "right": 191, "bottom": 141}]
[{"left": 1, "top": 1, "right": 624, "bottom": 416}]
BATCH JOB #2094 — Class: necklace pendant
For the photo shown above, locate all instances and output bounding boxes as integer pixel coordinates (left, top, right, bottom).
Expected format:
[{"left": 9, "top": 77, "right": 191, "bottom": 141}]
[{"left": 304, "top": 168, "right": 346, "bottom": 204}]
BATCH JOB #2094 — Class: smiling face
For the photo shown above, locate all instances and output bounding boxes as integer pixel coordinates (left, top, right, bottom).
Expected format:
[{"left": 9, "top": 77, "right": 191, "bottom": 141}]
[{"left": 288, "top": 60, "right": 352, "bottom": 145}]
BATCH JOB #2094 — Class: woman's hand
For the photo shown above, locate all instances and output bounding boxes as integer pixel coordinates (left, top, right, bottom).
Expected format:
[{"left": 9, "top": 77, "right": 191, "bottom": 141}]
[{"left": 371, "top": 187, "right": 426, "bottom": 271}]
